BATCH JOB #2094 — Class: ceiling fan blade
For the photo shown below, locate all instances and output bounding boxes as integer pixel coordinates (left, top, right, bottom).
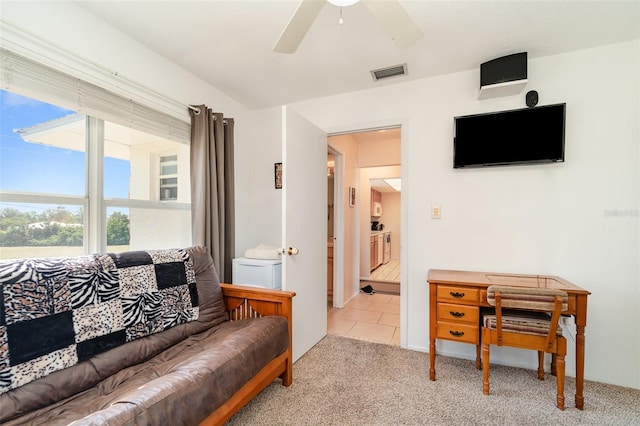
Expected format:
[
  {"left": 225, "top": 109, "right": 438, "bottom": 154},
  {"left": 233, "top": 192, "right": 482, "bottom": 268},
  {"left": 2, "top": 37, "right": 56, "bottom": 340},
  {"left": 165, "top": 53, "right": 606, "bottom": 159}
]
[
  {"left": 273, "top": 0, "right": 326, "bottom": 54},
  {"left": 363, "top": 0, "right": 423, "bottom": 49}
]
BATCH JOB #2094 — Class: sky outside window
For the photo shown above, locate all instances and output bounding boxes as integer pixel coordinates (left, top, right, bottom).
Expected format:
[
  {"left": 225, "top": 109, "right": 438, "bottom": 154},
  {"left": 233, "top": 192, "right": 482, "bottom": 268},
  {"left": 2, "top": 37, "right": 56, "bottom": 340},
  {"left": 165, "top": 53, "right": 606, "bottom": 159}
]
[{"left": 0, "top": 89, "right": 130, "bottom": 198}]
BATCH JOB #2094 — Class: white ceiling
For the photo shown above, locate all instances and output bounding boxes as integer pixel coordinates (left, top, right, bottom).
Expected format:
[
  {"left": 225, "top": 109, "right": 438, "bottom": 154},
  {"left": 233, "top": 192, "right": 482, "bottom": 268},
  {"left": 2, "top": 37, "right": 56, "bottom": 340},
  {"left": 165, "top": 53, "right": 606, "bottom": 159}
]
[
  {"left": 78, "top": 0, "right": 640, "bottom": 109},
  {"left": 371, "top": 178, "right": 401, "bottom": 193}
]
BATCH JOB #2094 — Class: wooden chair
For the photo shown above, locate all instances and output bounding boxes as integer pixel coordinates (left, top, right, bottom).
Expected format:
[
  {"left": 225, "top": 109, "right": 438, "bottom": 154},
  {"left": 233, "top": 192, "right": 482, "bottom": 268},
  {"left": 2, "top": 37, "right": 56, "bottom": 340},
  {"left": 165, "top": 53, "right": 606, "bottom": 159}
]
[{"left": 481, "top": 285, "right": 568, "bottom": 410}]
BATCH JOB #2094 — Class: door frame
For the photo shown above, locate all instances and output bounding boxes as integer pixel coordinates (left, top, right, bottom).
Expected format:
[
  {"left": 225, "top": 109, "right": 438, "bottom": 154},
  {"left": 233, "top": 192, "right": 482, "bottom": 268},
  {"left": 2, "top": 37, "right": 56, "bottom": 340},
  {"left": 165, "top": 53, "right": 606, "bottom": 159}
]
[
  {"left": 326, "top": 118, "right": 408, "bottom": 347},
  {"left": 327, "top": 145, "right": 344, "bottom": 308}
]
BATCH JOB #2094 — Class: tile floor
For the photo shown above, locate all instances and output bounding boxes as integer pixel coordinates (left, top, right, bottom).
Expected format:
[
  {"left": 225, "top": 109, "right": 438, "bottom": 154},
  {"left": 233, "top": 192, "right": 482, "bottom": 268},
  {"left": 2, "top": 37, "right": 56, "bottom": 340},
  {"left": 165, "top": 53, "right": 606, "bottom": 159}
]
[
  {"left": 327, "top": 292, "right": 400, "bottom": 346},
  {"left": 369, "top": 259, "right": 401, "bottom": 282}
]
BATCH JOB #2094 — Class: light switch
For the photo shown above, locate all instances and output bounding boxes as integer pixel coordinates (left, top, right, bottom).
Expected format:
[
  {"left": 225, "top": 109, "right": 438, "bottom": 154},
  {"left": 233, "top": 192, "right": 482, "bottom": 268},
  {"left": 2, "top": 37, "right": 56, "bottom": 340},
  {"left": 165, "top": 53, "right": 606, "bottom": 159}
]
[{"left": 431, "top": 205, "right": 441, "bottom": 219}]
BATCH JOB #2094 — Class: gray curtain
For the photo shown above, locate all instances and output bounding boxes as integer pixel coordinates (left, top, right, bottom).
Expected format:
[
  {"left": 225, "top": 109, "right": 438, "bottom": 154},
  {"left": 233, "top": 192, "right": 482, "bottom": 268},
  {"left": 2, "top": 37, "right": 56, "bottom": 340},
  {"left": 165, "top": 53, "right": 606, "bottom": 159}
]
[{"left": 189, "top": 105, "right": 235, "bottom": 282}]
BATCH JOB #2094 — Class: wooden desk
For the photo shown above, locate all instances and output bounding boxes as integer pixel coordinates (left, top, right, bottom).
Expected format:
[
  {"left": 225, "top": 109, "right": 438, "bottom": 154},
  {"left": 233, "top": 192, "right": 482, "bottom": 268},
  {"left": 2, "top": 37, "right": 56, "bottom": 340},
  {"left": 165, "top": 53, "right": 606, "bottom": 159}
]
[{"left": 428, "top": 269, "right": 590, "bottom": 409}]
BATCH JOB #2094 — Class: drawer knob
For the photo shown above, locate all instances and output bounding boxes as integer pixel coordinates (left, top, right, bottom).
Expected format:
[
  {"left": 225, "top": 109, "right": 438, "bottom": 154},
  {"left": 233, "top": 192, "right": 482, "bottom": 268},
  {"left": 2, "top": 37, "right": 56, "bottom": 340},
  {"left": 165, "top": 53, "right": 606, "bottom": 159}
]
[
  {"left": 449, "top": 330, "right": 465, "bottom": 337},
  {"left": 450, "top": 291, "right": 465, "bottom": 298},
  {"left": 450, "top": 311, "right": 465, "bottom": 318}
]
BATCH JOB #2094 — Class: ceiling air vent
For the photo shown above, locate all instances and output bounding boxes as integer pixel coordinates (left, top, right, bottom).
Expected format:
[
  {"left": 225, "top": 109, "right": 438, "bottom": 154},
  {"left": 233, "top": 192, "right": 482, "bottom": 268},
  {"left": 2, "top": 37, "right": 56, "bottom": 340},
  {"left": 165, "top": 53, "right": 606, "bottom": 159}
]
[{"left": 370, "top": 63, "right": 408, "bottom": 82}]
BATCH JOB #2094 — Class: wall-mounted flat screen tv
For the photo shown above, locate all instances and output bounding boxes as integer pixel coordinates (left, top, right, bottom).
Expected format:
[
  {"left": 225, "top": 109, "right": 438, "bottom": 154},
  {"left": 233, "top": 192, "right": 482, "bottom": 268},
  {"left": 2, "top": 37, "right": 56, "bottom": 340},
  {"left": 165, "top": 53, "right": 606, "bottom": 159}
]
[{"left": 453, "top": 103, "right": 566, "bottom": 168}]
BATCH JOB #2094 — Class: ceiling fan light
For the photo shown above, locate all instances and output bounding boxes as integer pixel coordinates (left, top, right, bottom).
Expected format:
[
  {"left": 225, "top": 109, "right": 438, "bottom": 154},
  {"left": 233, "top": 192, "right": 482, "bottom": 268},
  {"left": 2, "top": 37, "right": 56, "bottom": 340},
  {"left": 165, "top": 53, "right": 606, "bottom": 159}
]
[{"left": 327, "top": 0, "right": 359, "bottom": 7}]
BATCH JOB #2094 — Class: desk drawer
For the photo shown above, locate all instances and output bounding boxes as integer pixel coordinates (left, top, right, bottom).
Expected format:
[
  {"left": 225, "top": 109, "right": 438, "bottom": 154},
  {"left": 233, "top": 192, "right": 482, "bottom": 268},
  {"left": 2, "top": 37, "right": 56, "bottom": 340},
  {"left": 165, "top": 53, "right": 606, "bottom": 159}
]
[
  {"left": 437, "top": 303, "right": 479, "bottom": 324},
  {"left": 437, "top": 285, "right": 479, "bottom": 303},
  {"left": 436, "top": 321, "right": 479, "bottom": 344}
]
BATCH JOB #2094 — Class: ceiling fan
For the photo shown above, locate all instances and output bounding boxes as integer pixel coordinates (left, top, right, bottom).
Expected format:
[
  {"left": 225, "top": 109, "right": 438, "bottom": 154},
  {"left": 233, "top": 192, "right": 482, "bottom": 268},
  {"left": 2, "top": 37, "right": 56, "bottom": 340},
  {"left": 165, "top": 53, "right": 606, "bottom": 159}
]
[{"left": 273, "top": 0, "right": 423, "bottom": 54}]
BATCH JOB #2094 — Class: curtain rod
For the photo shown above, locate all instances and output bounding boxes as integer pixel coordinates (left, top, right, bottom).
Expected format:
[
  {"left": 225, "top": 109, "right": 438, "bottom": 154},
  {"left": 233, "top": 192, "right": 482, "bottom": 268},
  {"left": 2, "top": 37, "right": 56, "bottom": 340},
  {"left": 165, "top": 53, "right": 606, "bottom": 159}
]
[{"left": 188, "top": 105, "right": 229, "bottom": 124}]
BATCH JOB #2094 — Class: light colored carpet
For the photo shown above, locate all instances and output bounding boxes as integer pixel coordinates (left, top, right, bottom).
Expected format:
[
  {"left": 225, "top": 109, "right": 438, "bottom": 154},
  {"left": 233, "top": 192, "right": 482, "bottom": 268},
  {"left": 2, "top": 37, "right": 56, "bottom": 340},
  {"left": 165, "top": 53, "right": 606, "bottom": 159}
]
[{"left": 227, "top": 335, "right": 640, "bottom": 425}]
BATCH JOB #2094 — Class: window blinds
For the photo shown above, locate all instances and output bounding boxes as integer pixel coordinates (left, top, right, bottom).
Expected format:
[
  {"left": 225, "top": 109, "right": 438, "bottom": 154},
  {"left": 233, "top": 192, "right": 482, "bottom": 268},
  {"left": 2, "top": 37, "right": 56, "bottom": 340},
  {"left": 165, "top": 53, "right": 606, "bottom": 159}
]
[{"left": 0, "top": 49, "right": 190, "bottom": 144}]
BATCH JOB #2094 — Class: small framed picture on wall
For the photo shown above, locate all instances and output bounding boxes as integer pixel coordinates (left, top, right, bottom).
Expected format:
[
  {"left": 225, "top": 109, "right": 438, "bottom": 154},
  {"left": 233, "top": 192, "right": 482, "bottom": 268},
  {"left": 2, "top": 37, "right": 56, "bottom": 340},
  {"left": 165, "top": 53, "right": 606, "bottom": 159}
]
[
  {"left": 349, "top": 186, "right": 356, "bottom": 207},
  {"left": 274, "top": 162, "right": 283, "bottom": 189}
]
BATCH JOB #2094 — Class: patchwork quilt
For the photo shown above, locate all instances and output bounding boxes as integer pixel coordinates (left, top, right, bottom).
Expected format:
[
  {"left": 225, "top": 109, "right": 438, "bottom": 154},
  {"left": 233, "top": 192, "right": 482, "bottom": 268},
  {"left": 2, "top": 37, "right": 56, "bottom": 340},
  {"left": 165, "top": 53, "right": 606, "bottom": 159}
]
[{"left": 0, "top": 248, "right": 199, "bottom": 394}]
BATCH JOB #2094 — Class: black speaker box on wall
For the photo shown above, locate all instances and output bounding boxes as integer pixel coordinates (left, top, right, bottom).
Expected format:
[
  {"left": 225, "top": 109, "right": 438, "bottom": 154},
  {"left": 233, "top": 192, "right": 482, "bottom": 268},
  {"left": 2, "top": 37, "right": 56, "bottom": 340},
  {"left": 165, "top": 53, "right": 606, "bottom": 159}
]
[{"left": 480, "top": 52, "right": 527, "bottom": 87}]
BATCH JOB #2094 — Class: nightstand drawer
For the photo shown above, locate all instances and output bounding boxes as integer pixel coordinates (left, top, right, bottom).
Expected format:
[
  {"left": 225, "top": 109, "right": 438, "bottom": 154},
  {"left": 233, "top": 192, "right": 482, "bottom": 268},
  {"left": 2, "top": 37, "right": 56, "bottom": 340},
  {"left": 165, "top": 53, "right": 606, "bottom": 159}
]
[
  {"left": 437, "top": 303, "right": 479, "bottom": 324},
  {"left": 436, "top": 321, "right": 479, "bottom": 344},
  {"left": 437, "top": 285, "right": 479, "bottom": 303}
]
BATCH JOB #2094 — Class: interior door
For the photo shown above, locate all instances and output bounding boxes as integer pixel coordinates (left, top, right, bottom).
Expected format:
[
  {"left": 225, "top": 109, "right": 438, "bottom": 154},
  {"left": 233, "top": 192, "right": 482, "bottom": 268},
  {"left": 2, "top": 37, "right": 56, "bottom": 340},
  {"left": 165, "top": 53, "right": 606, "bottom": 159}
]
[{"left": 281, "top": 106, "right": 327, "bottom": 361}]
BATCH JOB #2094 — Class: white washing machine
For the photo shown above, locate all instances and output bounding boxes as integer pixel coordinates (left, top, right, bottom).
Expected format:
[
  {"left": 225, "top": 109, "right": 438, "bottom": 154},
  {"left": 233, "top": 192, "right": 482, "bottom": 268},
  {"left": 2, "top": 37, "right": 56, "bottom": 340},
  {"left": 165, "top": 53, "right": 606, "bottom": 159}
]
[{"left": 232, "top": 258, "right": 282, "bottom": 290}]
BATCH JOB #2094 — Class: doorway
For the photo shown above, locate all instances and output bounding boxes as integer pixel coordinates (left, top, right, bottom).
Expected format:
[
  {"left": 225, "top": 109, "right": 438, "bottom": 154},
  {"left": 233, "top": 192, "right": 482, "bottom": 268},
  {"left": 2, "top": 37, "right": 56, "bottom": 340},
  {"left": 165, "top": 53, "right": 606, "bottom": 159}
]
[{"left": 326, "top": 126, "right": 402, "bottom": 345}]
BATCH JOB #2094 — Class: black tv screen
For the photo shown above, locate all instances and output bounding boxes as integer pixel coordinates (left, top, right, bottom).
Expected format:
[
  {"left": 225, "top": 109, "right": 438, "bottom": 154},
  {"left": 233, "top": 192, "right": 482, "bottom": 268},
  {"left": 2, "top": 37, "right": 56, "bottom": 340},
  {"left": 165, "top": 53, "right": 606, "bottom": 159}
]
[{"left": 453, "top": 103, "right": 566, "bottom": 168}]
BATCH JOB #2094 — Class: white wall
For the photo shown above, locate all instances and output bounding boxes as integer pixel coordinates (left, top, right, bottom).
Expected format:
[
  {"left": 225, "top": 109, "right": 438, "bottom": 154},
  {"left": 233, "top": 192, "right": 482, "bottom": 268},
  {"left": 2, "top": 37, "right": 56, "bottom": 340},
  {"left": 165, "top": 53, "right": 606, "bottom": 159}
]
[
  {"left": 234, "top": 107, "right": 284, "bottom": 257},
  {"left": 292, "top": 40, "right": 640, "bottom": 389},
  {"left": 358, "top": 136, "right": 401, "bottom": 167}
]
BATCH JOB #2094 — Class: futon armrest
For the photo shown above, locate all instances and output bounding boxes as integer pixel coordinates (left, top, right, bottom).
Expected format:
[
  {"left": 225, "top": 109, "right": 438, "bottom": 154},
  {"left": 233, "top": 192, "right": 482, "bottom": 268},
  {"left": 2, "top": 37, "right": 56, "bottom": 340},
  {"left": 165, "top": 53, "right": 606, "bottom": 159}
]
[{"left": 220, "top": 283, "right": 295, "bottom": 335}]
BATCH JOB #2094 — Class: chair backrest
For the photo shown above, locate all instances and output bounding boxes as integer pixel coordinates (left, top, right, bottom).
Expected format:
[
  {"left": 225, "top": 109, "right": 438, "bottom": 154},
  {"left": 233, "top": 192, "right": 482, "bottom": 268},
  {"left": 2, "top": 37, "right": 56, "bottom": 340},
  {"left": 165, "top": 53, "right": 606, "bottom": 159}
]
[
  {"left": 486, "top": 285, "right": 568, "bottom": 350},
  {"left": 487, "top": 285, "right": 568, "bottom": 312}
]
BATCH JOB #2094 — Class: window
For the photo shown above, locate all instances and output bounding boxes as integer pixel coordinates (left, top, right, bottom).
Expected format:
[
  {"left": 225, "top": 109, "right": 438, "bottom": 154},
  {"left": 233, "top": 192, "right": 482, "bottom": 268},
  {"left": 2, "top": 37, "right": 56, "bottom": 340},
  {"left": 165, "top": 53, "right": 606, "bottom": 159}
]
[
  {"left": 159, "top": 155, "right": 178, "bottom": 201},
  {"left": 0, "top": 89, "right": 191, "bottom": 259}
]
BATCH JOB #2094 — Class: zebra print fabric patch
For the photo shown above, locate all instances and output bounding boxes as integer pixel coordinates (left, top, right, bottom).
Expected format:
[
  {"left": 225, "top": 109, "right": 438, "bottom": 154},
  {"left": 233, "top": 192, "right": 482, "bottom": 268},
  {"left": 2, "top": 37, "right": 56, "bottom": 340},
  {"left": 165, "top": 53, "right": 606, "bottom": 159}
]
[{"left": 0, "top": 248, "right": 199, "bottom": 394}]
